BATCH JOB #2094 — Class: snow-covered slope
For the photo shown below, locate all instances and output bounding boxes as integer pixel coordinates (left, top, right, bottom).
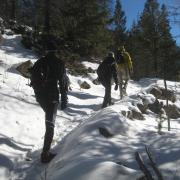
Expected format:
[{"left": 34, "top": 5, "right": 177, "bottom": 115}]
[{"left": 0, "top": 34, "right": 180, "bottom": 180}]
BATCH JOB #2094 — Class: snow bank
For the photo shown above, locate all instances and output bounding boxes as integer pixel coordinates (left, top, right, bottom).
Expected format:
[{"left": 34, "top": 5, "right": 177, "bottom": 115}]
[{"left": 46, "top": 109, "right": 142, "bottom": 180}]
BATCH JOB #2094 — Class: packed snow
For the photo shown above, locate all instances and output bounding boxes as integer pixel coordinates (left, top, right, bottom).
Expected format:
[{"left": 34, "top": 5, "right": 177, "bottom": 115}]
[{"left": 0, "top": 34, "right": 180, "bottom": 180}]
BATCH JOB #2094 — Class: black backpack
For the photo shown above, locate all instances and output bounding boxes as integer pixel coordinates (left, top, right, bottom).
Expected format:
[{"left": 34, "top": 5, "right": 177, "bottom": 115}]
[
  {"left": 116, "top": 52, "right": 125, "bottom": 64},
  {"left": 97, "top": 58, "right": 113, "bottom": 81},
  {"left": 29, "top": 57, "right": 49, "bottom": 91}
]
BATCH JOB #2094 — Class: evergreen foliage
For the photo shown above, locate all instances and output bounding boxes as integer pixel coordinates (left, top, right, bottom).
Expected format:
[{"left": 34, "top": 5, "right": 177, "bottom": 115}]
[
  {"left": 128, "top": 0, "right": 179, "bottom": 80},
  {"left": 0, "top": 0, "right": 179, "bottom": 79},
  {"left": 113, "top": 0, "right": 127, "bottom": 49},
  {"left": 59, "top": 0, "right": 112, "bottom": 56}
]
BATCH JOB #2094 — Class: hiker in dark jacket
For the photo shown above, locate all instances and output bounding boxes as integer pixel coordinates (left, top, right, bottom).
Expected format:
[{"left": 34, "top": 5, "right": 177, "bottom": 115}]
[
  {"left": 97, "top": 52, "right": 118, "bottom": 108},
  {"left": 30, "top": 51, "right": 68, "bottom": 163}
]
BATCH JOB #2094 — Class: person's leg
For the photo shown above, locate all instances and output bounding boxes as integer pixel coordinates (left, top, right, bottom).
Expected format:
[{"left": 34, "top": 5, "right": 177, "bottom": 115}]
[
  {"left": 119, "top": 74, "right": 123, "bottom": 99},
  {"left": 108, "top": 84, "right": 112, "bottom": 105},
  {"left": 102, "top": 82, "right": 111, "bottom": 108},
  {"left": 120, "top": 68, "right": 128, "bottom": 98},
  {"left": 123, "top": 80, "right": 128, "bottom": 95},
  {"left": 61, "top": 91, "right": 68, "bottom": 110},
  {"left": 116, "top": 68, "right": 124, "bottom": 99},
  {"left": 41, "top": 101, "right": 58, "bottom": 163},
  {"left": 42, "top": 101, "right": 58, "bottom": 153},
  {"left": 123, "top": 67, "right": 129, "bottom": 95}
]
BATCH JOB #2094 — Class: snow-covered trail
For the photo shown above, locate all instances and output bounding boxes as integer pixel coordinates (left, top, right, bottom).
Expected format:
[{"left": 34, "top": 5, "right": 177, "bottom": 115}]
[
  {"left": 0, "top": 34, "right": 117, "bottom": 179},
  {"left": 0, "top": 34, "right": 141, "bottom": 179},
  {"left": 3, "top": 34, "right": 180, "bottom": 180}
]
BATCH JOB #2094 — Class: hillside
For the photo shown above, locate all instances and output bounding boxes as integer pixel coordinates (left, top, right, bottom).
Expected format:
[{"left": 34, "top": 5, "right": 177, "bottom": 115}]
[{"left": 0, "top": 34, "right": 180, "bottom": 180}]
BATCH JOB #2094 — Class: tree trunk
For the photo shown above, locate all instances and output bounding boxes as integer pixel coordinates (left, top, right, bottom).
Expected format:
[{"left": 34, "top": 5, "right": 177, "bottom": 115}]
[
  {"left": 11, "top": 0, "right": 16, "bottom": 20},
  {"left": 44, "top": 0, "right": 50, "bottom": 35}
]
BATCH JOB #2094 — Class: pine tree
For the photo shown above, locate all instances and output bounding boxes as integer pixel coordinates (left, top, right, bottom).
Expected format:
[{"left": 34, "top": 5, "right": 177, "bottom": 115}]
[
  {"left": 43, "top": 0, "right": 50, "bottom": 35},
  {"left": 0, "top": 0, "right": 17, "bottom": 21},
  {"left": 139, "top": 0, "right": 162, "bottom": 77},
  {"left": 128, "top": 0, "right": 178, "bottom": 79},
  {"left": 113, "top": 0, "right": 127, "bottom": 48},
  {"left": 60, "top": 0, "right": 112, "bottom": 56},
  {"left": 128, "top": 21, "right": 146, "bottom": 79},
  {"left": 158, "top": 4, "right": 177, "bottom": 79}
]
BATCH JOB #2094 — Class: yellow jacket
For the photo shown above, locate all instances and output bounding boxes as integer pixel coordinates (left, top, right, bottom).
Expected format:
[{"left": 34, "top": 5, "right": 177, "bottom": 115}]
[
  {"left": 116, "top": 50, "right": 133, "bottom": 73},
  {"left": 123, "top": 51, "right": 133, "bottom": 71}
]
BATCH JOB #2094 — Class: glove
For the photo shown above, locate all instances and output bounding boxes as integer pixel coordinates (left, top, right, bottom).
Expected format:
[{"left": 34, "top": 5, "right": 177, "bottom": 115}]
[{"left": 114, "top": 84, "right": 118, "bottom": 91}]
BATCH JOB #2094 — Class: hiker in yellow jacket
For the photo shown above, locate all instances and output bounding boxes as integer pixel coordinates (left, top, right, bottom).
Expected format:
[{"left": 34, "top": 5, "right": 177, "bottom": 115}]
[{"left": 115, "top": 46, "right": 133, "bottom": 98}]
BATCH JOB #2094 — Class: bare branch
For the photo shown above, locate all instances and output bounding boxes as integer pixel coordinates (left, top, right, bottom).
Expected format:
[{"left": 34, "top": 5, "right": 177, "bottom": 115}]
[
  {"left": 135, "top": 152, "right": 154, "bottom": 180},
  {"left": 145, "top": 146, "right": 164, "bottom": 180}
]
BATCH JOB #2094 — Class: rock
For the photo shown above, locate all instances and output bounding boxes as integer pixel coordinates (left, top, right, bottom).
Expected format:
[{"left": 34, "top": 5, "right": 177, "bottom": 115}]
[
  {"left": 121, "top": 110, "right": 131, "bottom": 118},
  {"left": 150, "top": 87, "right": 176, "bottom": 102},
  {"left": 160, "top": 88, "right": 176, "bottom": 102},
  {"left": 99, "top": 127, "right": 114, "bottom": 138},
  {"left": 131, "top": 110, "right": 145, "bottom": 120},
  {"left": 122, "top": 109, "right": 144, "bottom": 120},
  {"left": 150, "top": 87, "right": 162, "bottom": 99},
  {"left": 148, "top": 99, "right": 162, "bottom": 114},
  {"left": 80, "top": 81, "right": 91, "bottom": 89},
  {"left": 164, "top": 104, "right": 180, "bottom": 119},
  {"left": 137, "top": 103, "right": 148, "bottom": 114},
  {"left": 92, "top": 78, "right": 100, "bottom": 85},
  {"left": 16, "top": 60, "right": 33, "bottom": 78}
]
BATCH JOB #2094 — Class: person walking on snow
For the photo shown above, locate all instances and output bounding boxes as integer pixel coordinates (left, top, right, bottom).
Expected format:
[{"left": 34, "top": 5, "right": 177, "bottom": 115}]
[
  {"left": 97, "top": 51, "right": 118, "bottom": 108},
  {"left": 29, "top": 51, "right": 68, "bottom": 163},
  {"left": 115, "top": 46, "right": 133, "bottom": 99}
]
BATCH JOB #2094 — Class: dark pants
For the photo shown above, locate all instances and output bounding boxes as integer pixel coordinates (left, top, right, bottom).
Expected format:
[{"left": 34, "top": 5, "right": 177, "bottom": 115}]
[
  {"left": 101, "top": 79, "right": 112, "bottom": 108},
  {"left": 38, "top": 97, "right": 58, "bottom": 153}
]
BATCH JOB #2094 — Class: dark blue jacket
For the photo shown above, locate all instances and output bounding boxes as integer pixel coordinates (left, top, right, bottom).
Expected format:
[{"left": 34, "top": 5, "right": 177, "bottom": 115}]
[{"left": 97, "top": 56, "right": 118, "bottom": 86}]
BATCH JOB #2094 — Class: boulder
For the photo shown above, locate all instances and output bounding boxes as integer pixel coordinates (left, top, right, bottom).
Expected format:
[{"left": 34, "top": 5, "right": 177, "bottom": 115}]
[
  {"left": 149, "top": 87, "right": 162, "bottom": 99},
  {"left": 137, "top": 103, "right": 148, "bottom": 114},
  {"left": 121, "top": 110, "right": 131, "bottom": 118},
  {"left": 150, "top": 87, "right": 176, "bottom": 102},
  {"left": 122, "top": 109, "right": 144, "bottom": 120},
  {"left": 148, "top": 99, "right": 162, "bottom": 114},
  {"left": 92, "top": 78, "right": 100, "bottom": 85},
  {"left": 131, "top": 110, "right": 145, "bottom": 120},
  {"left": 99, "top": 127, "right": 114, "bottom": 138},
  {"left": 164, "top": 104, "right": 180, "bottom": 119},
  {"left": 160, "top": 88, "right": 176, "bottom": 102},
  {"left": 16, "top": 60, "right": 33, "bottom": 78},
  {"left": 80, "top": 81, "right": 91, "bottom": 89}
]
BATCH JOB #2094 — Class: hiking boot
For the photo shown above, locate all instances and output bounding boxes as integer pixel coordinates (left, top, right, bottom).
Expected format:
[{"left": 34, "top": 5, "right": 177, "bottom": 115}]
[{"left": 41, "top": 152, "right": 57, "bottom": 163}]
